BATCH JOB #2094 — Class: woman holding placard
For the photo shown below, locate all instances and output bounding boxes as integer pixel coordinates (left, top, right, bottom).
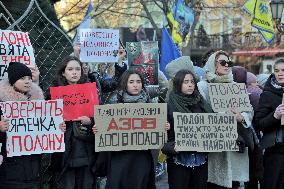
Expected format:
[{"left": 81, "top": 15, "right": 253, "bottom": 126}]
[
  {"left": 254, "top": 58, "right": 284, "bottom": 189},
  {"left": 0, "top": 62, "right": 44, "bottom": 189},
  {"left": 163, "top": 69, "right": 212, "bottom": 189},
  {"left": 46, "top": 56, "right": 96, "bottom": 189},
  {"left": 197, "top": 50, "right": 251, "bottom": 189},
  {"left": 93, "top": 69, "right": 169, "bottom": 189}
]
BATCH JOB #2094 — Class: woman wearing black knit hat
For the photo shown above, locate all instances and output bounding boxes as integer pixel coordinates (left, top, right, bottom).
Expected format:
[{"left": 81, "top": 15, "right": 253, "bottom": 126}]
[{"left": 0, "top": 62, "right": 44, "bottom": 189}]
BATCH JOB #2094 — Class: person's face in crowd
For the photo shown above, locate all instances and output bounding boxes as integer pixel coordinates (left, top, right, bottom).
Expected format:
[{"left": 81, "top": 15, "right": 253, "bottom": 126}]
[
  {"left": 82, "top": 63, "right": 90, "bottom": 75},
  {"left": 127, "top": 74, "right": 142, "bottom": 95},
  {"left": 62, "top": 60, "right": 82, "bottom": 84},
  {"left": 14, "top": 76, "right": 32, "bottom": 93},
  {"left": 274, "top": 63, "right": 284, "bottom": 84},
  {"left": 181, "top": 74, "right": 195, "bottom": 95},
  {"left": 215, "top": 54, "right": 232, "bottom": 76},
  {"left": 100, "top": 63, "right": 107, "bottom": 73}
]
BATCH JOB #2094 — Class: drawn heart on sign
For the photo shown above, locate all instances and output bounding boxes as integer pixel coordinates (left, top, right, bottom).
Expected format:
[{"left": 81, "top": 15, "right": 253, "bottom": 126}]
[{"left": 112, "top": 50, "right": 118, "bottom": 57}]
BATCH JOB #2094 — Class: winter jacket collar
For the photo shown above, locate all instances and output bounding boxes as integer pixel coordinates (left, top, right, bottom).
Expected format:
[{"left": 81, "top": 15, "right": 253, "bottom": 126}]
[{"left": 264, "top": 74, "right": 283, "bottom": 97}]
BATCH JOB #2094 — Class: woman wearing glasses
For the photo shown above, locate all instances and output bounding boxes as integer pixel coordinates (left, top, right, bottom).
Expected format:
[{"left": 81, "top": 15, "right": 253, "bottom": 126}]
[{"left": 197, "top": 50, "right": 251, "bottom": 189}]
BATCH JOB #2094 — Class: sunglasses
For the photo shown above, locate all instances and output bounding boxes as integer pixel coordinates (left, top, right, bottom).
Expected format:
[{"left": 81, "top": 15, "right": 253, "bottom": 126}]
[{"left": 218, "top": 60, "right": 233, "bottom": 67}]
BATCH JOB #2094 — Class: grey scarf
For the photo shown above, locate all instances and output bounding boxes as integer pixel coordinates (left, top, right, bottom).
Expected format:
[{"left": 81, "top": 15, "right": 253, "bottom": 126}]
[{"left": 117, "top": 89, "right": 150, "bottom": 103}]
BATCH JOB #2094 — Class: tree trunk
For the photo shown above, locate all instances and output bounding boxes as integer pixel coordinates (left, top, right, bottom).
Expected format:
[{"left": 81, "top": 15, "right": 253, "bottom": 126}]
[{"left": 182, "top": 0, "right": 200, "bottom": 56}]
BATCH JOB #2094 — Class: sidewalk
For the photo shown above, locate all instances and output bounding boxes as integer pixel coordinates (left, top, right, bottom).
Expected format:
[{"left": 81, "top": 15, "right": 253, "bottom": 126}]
[{"left": 156, "top": 173, "right": 247, "bottom": 189}]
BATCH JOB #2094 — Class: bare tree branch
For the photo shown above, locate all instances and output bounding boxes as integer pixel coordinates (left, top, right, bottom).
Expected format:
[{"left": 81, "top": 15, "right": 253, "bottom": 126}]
[
  {"left": 152, "top": 0, "right": 163, "bottom": 10},
  {"left": 140, "top": 0, "right": 160, "bottom": 38},
  {"left": 61, "top": 3, "right": 89, "bottom": 17},
  {"left": 66, "top": 0, "right": 118, "bottom": 34},
  {"left": 58, "top": 0, "right": 84, "bottom": 19},
  {"left": 104, "top": 8, "right": 148, "bottom": 18}
]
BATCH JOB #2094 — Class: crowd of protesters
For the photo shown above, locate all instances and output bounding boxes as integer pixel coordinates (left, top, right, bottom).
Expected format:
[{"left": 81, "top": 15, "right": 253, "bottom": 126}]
[{"left": 0, "top": 40, "right": 283, "bottom": 189}]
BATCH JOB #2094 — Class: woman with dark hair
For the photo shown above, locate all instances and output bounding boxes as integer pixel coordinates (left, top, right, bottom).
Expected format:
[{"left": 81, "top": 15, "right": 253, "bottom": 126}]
[
  {"left": 47, "top": 56, "right": 96, "bottom": 189},
  {"left": 93, "top": 69, "right": 169, "bottom": 189},
  {"left": 52, "top": 56, "right": 87, "bottom": 86},
  {"left": 163, "top": 69, "right": 212, "bottom": 189},
  {"left": 112, "top": 69, "right": 147, "bottom": 97},
  {"left": 254, "top": 58, "right": 284, "bottom": 189}
]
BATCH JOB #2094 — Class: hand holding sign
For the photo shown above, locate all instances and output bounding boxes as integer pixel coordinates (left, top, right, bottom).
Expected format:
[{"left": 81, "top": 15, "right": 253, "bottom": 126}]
[
  {"left": 92, "top": 125, "right": 98, "bottom": 134},
  {"left": 30, "top": 65, "right": 40, "bottom": 84},
  {"left": 274, "top": 103, "right": 284, "bottom": 120},
  {"left": 74, "top": 116, "right": 92, "bottom": 125},
  {"left": 59, "top": 122, "right": 66, "bottom": 133},
  {"left": 230, "top": 109, "right": 244, "bottom": 123},
  {"left": 165, "top": 121, "right": 170, "bottom": 131},
  {"left": 0, "top": 116, "right": 9, "bottom": 132}
]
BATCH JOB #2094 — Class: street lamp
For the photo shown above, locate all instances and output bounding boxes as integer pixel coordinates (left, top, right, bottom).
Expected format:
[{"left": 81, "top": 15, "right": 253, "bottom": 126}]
[
  {"left": 271, "top": 0, "right": 284, "bottom": 35},
  {"left": 271, "top": 0, "right": 284, "bottom": 19},
  {"left": 270, "top": 0, "right": 284, "bottom": 19},
  {"left": 270, "top": 0, "right": 284, "bottom": 45}
]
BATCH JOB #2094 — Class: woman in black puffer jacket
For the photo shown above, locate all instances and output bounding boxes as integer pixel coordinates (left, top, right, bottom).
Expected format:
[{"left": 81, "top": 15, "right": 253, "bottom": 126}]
[{"left": 254, "top": 58, "right": 284, "bottom": 189}]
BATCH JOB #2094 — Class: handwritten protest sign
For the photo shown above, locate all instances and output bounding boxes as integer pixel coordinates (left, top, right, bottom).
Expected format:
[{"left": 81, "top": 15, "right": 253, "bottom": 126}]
[
  {"left": 126, "top": 41, "right": 159, "bottom": 85},
  {"left": 0, "top": 100, "right": 64, "bottom": 157},
  {"left": 79, "top": 29, "right": 119, "bottom": 62},
  {"left": 208, "top": 83, "right": 252, "bottom": 112},
  {"left": 94, "top": 103, "right": 167, "bottom": 152},
  {"left": 0, "top": 30, "right": 35, "bottom": 80},
  {"left": 174, "top": 112, "right": 238, "bottom": 152},
  {"left": 50, "top": 82, "right": 99, "bottom": 121}
]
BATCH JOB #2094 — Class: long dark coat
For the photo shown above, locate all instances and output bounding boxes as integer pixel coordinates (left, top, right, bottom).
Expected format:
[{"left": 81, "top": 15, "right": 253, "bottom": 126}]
[
  {"left": 45, "top": 83, "right": 96, "bottom": 189},
  {"left": 105, "top": 91, "right": 156, "bottom": 189},
  {"left": 254, "top": 74, "right": 284, "bottom": 189},
  {"left": 254, "top": 74, "right": 284, "bottom": 151}
]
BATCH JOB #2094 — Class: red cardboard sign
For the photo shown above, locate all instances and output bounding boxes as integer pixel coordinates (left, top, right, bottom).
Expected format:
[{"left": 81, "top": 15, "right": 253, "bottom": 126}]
[{"left": 50, "top": 82, "right": 99, "bottom": 120}]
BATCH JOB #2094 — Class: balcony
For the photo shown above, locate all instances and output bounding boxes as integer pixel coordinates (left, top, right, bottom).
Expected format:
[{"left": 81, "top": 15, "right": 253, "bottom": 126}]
[{"left": 191, "top": 31, "right": 284, "bottom": 51}]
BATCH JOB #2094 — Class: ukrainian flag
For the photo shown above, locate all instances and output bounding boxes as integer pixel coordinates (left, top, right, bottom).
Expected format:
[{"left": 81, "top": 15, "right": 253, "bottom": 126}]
[{"left": 243, "top": 0, "right": 275, "bottom": 44}]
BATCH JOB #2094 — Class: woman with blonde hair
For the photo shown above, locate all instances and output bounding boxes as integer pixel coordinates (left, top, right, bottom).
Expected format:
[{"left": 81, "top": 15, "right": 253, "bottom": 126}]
[{"left": 197, "top": 50, "right": 251, "bottom": 189}]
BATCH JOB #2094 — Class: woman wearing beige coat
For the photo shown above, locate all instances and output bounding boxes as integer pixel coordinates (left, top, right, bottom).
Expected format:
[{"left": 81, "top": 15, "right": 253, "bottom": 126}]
[{"left": 197, "top": 50, "right": 252, "bottom": 188}]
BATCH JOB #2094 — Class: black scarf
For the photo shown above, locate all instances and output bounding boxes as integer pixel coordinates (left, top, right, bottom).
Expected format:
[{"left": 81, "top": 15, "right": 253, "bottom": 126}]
[
  {"left": 271, "top": 74, "right": 284, "bottom": 91},
  {"left": 168, "top": 90, "right": 212, "bottom": 113}
]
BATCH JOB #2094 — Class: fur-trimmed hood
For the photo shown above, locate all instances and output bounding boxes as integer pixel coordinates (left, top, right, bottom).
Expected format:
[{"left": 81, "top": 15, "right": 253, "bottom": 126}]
[{"left": 0, "top": 79, "right": 44, "bottom": 102}]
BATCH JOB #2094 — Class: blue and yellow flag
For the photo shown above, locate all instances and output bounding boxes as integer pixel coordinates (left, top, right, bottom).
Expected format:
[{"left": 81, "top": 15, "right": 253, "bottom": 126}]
[
  {"left": 167, "top": 12, "right": 183, "bottom": 45},
  {"left": 243, "top": 0, "right": 275, "bottom": 43},
  {"left": 160, "top": 27, "right": 181, "bottom": 79},
  {"left": 167, "top": 0, "right": 194, "bottom": 46}
]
